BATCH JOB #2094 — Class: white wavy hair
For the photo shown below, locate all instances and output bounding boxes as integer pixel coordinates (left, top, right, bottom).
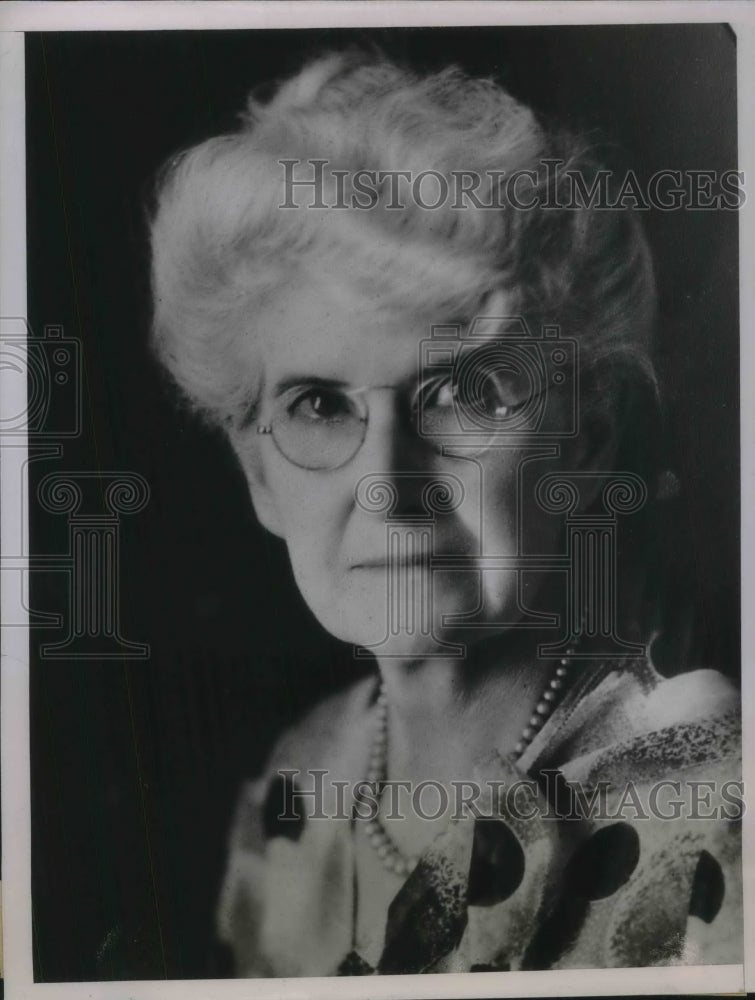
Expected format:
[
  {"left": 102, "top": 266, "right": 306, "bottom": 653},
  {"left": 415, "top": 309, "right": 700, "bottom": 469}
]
[{"left": 149, "top": 50, "right": 657, "bottom": 430}]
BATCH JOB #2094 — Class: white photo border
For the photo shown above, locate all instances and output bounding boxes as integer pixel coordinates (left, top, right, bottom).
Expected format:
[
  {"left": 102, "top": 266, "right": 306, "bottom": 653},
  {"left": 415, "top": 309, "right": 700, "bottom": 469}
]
[{"left": 1, "top": 2, "right": 752, "bottom": 998}]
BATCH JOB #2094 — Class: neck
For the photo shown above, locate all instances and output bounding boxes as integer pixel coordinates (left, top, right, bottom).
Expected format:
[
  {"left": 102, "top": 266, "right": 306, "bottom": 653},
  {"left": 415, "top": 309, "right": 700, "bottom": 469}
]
[{"left": 374, "top": 632, "right": 553, "bottom": 781}]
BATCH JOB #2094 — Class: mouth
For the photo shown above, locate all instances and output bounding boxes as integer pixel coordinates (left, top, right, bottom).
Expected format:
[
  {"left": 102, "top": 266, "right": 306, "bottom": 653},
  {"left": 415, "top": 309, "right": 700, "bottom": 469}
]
[{"left": 350, "top": 555, "right": 440, "bottom": 570}]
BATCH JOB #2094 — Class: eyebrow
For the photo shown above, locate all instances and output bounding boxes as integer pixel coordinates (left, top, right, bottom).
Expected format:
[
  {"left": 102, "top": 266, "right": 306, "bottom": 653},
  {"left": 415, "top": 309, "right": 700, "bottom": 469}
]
[
  {"left": 273, "top": 373, "right": 427, "bottom": 398},
  {"left": 240, "top": 375, "right": 374, "bottom": 430},
  {"left": 237, "top": 375, "right": 354, "bottom": 430},
  {"left": 240, "top": 370, "right": 431, "bottom": 430},
  {"left": 271, "top": 375, "right": 351, "bottom": 397}
]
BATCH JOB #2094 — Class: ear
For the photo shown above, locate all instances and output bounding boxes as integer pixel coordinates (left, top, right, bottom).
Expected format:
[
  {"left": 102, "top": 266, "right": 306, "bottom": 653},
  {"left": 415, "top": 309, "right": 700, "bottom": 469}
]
[{"left": 228, "top": 430, "right": 285, "bottom": 538}]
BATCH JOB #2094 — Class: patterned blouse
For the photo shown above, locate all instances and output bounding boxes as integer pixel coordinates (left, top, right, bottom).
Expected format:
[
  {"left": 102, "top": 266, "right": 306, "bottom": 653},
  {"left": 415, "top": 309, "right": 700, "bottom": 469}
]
[{"left": 217, "top": 659, "right": 742, "bottom": 976}]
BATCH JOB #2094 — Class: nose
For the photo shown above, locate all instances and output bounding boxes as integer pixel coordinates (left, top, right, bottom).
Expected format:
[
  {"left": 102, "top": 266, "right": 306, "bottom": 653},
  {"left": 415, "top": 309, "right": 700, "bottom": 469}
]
[{"left": 355, "top": 389, "right": 439, "bottom": 519}]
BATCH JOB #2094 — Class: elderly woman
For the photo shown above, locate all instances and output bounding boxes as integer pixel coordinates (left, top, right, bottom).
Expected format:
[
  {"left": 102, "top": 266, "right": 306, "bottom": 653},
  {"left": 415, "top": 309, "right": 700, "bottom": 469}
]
[{"left": 149, "top": 52, "right": 741, "bottom": 976}]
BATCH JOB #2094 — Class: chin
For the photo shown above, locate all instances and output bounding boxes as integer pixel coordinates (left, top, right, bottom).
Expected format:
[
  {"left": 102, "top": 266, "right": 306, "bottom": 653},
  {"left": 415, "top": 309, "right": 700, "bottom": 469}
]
[
  {"left": 322, "top": 593, "right": 477, "bottom": 660},
  {"left": 298, "top": 568, "right": 512, "bottom": 659}
]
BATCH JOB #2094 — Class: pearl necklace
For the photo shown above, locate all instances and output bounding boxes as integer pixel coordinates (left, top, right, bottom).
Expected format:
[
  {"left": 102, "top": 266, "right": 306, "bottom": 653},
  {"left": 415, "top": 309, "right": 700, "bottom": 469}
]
[{"left": 359, "top": 648, "right": 576, "bottom": 877}]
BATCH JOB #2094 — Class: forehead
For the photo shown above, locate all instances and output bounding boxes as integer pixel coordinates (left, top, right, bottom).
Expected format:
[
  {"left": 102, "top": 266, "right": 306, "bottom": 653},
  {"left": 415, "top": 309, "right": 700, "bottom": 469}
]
[
  {"left": 253, "top": 272, "right": 437, "bottom": 390},
  {"left": 249, "top": 269, "right": 511, "bottom": 392}
]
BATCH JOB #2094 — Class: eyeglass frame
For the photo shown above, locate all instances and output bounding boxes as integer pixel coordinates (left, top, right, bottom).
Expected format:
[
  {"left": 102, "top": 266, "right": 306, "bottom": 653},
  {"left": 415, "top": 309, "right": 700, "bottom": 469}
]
[{"left": 253, "top": 374, "right": 563, "bottom": 472}]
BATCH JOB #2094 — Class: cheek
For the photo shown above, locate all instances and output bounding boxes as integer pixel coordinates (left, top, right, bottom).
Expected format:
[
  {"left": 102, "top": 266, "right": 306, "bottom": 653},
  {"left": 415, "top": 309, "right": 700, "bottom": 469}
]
[
  {"left": 282, "top": 527, "right": 349, "bottom": 639},
  {"left": 284, "top": 532, "right": 384, "bottom": 647},
  {"left": 450, "top": 452, "right": 564, "bottom": 605},
  {"left": 278, "top": 512, "right": 339, "bottom": 594},
  {"left": 457, "top": 458, "right": 521, "bottom": 553},
  {"left": 477, "top": 450, "right": 564, "bottom": 552},
  {"left": 264, "top": 461, "right": 348, "bottom": 536},
  {"left": 265, "top": 471, "right": 352, "bottom": 588}
]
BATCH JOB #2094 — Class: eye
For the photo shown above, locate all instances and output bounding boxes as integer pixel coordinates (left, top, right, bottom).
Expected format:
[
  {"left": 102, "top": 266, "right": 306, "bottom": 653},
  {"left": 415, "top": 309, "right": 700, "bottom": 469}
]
[
  {"left": 458, "top": 367, "right": 531, "bottom": 421},
  {"left": 419, "top": 377, "right": 456, "bottom": 411},
  {"left": 286, "top": 387, "right": 356, "bottom": 423},
  {"left": 478, "top": 376, "right": 518, "bottom": 419}
]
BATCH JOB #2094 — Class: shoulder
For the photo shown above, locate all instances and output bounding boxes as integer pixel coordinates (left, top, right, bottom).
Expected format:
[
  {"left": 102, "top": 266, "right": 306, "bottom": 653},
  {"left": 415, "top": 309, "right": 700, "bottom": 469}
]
[
  {"left": 604, "top": 663, "right": 740, "bottom": 748},
  {"left": 582, "top": 660, "right": 737, "bottom": 737},
  {"left": 266, "top": 673, "right": 378, "bottom": 778},
  {"left": 224, "top": 674, "right": 377, "bottom": 849},
  {"left": 217, "top": 675, "right": 376, "bottom": 968},
  {"left": 530, "top": 661, "right": 740, "bottom": 779},
  {"left": 635, "top": 666, "right": 739, "bottom": 726}
]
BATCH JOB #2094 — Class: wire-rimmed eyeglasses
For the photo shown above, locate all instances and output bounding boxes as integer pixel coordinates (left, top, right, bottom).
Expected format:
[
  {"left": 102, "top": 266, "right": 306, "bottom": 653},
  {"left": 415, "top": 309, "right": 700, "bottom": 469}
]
[{"left": 254, "top": 361, "right": 560, "bottom": 471}]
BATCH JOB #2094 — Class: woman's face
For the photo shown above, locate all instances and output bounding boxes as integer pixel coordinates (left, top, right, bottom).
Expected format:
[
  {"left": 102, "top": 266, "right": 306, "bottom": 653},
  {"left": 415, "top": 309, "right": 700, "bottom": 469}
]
[{"left": 232, "top": 267, "right": 584, "bottom": 658}]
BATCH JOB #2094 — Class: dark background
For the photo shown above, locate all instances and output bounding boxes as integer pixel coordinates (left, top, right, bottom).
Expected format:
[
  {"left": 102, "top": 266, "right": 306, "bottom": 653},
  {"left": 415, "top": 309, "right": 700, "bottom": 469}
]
[{"left": 26, "top": 24, "right": 739, "bottom": 981}]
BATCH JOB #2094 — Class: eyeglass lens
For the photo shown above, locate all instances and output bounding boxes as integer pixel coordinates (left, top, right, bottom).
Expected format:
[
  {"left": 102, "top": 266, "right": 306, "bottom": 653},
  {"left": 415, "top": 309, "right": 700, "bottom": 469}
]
[{"left": 267, "top": 350, "right": 549, "bottom": 470}]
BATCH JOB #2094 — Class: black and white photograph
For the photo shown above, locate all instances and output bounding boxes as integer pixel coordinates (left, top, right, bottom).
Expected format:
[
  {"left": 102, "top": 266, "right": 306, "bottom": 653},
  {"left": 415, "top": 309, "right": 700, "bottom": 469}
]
[{"left": 0, "top": 3, "right": 751, "bottom": 997}]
